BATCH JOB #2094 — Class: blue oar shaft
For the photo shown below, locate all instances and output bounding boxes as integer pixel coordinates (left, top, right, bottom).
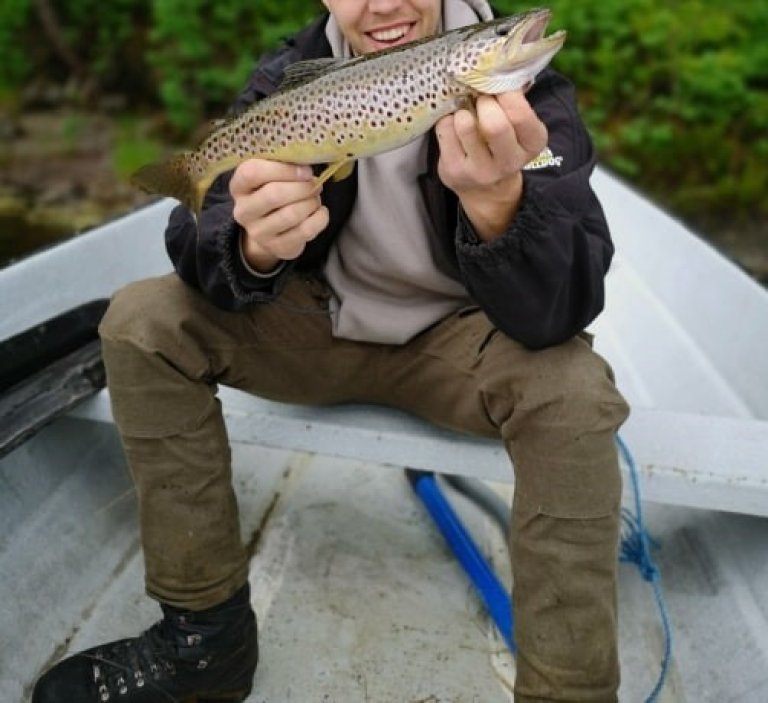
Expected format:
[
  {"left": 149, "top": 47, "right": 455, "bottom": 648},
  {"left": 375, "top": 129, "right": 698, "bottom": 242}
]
[{"left": 406, "top": 469, "right": 515, "bottom": 652}]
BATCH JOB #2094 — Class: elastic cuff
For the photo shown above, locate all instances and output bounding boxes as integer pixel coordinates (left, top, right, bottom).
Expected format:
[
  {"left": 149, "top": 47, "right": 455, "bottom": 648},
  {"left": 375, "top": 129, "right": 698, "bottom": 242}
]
[
  {"left": 238, "top": 234, "right": 286, "bottom": 278},
  {"left": 217, "top": 219, "right": 292, "bottom": 303}
]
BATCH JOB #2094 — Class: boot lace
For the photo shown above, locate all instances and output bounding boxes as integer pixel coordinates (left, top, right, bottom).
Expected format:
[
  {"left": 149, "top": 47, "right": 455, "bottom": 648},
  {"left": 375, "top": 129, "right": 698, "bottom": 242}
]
[{"left": 84, "top": 622, "right": 180, "bottom": 701}]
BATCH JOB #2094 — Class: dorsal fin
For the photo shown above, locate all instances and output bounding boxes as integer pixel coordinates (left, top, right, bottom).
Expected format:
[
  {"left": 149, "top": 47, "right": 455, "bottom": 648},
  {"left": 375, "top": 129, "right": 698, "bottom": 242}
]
[
  {"left": 280, "top": 57, "right": 350, "bottom": 89},
  {"left": 192, "top": 117, "right": 228, "bottom": 147}
]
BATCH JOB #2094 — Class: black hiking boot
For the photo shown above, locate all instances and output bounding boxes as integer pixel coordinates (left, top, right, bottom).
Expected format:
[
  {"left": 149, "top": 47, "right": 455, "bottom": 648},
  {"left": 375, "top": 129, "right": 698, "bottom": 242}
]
[{"left": 32, "top": 583, "right": 257, "bottom": 703}]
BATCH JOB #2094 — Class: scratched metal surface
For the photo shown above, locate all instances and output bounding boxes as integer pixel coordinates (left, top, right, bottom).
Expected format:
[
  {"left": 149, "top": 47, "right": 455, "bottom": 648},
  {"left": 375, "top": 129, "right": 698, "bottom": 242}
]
[{"left": 2, "top": 419, "right": 767, "bottom": 702}]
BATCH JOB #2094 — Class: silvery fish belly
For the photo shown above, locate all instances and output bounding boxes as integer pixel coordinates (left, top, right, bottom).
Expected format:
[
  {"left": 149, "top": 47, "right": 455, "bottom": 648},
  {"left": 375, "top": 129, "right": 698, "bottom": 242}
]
[{"left": 131, "top": 9, "right": 566, "bottom": 214}]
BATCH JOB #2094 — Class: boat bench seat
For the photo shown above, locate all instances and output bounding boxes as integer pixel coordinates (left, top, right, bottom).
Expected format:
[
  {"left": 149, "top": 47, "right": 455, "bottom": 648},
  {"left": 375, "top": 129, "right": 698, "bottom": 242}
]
[
  {"left": 71, "top": 383, "right": 768, "bottom": 518},
  {"left": 3, "top": 297, "right": 766, "bottom": 518}
]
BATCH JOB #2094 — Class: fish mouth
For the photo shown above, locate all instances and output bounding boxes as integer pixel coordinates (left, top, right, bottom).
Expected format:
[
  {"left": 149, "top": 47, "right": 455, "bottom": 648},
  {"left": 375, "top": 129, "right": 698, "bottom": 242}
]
[{"left": 501, "top": 9, "right": 567, "bottom": 69}]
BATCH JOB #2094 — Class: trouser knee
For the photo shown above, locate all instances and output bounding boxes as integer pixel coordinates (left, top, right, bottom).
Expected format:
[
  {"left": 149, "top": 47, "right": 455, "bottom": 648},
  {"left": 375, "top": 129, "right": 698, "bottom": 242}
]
[
  {"left": 502, "top": 342, "right": 629, "bottom": 519},
  {"left": 99, "top": 275, "right": 194, "bottom": 354},
  {"left": 99, "top": 275, "right": 218, "bottom": 438}
]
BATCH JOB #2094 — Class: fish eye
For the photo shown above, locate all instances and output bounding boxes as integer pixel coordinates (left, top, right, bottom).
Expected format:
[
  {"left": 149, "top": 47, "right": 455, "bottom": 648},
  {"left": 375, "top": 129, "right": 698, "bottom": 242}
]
[{"left": 495, "top": 24, "right": 511, "bottom": 36}]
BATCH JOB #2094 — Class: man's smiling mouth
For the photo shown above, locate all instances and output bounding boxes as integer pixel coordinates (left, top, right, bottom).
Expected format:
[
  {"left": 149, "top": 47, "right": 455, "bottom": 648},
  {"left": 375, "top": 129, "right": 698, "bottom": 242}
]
[{"left": 368, "top": 23, "right": 414, "bottom": 44}]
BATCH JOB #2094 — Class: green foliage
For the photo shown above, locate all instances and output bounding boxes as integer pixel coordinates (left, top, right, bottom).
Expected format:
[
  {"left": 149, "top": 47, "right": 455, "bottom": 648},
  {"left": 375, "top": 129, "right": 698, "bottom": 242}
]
[
  {"left": 147, "top": 0, "right": 316, "bottom": 133},
  {"left": 57, "top": 113, "right": 88, "bottom": 153},
  {"left": 112, "top": 117, "right": 167, "bottom": 178},
  {"left": 59, "top": 0, "right": 142, "bottom": 83},
  {"left": 0, "top": 0, "right": 32, "bottom": 92},
  {"left": 1, "top": 0, "right": 766, "bottom": 223},
  {"left": 253, "top": 0, "right": 320, "bottom": 52},
  {"left": 497, "top": 0, "right": 768, "bottom": 219},
  {"left": 0, "top": 0, "right": 148, "bottom": 103},
  {"left": 0, "top": 0, "right": 315, "bottom": 131}
]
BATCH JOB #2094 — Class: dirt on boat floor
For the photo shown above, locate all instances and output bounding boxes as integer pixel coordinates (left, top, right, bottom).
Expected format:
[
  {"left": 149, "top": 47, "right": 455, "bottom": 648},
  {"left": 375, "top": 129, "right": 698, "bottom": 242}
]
[{"left": 1, "top": 109, "right": 766, "bottom": 287}]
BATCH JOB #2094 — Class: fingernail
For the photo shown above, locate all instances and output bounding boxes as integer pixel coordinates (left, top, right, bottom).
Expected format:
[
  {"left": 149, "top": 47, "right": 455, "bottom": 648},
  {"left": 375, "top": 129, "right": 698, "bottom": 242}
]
[{"left": 297, "top": 166, "right": 313, "bottom": 180}]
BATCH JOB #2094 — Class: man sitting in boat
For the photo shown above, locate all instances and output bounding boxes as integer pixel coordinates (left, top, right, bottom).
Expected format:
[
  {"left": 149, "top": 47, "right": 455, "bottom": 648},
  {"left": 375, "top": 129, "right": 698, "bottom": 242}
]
[{"left": 33, "top": 1, "right": 629, "bottom": 701}]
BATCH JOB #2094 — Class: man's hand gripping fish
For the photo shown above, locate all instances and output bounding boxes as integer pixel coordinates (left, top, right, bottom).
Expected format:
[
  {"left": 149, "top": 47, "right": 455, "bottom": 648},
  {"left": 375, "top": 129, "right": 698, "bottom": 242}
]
[{"left": 131, "top": 9, "right": 566, "bottom": 216}]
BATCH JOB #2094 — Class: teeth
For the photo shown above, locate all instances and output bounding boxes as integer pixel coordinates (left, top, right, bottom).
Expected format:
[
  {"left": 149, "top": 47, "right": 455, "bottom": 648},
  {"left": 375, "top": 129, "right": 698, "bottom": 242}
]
[{"left": 370, "top": 25, "right": 409, "bottom": 42}]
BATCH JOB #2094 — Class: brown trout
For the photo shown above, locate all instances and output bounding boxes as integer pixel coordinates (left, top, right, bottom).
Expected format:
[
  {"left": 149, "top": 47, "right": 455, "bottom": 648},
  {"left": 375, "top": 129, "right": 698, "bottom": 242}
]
[{"left": 132, "top": 9, "right": 566, "bottom": 215}]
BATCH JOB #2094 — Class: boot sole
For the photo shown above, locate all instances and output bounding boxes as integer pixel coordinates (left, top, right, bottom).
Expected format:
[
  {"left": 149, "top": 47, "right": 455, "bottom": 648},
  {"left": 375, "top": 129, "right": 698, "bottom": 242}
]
[{"left": 182, "top": 688, "right": 252, "bottom": 703}]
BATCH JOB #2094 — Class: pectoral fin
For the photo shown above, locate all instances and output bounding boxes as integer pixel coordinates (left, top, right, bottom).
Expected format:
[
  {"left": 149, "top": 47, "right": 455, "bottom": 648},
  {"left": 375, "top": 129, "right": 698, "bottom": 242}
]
[{"left": 316, "top": 158, "right": 356, "bottom": 185}]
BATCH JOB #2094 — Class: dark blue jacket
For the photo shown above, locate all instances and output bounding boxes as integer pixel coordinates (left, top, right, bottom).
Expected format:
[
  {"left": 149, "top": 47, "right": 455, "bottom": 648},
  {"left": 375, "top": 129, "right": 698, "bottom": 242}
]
[{"left": 165, "top": 14, "right": 614, "bottom": 349}]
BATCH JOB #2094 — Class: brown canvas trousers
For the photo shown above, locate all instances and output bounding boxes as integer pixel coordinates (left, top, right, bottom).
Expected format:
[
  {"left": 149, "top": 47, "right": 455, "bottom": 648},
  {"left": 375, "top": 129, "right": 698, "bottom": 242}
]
[{"left": 99, "top": 272, "right": 629, "bottom": 702}]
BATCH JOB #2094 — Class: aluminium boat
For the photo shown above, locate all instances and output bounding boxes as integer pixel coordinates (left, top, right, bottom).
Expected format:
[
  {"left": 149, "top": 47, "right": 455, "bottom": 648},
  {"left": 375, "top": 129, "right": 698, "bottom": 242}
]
[{"left": 1, "top": 167, "right": 767, "bottom": 702}]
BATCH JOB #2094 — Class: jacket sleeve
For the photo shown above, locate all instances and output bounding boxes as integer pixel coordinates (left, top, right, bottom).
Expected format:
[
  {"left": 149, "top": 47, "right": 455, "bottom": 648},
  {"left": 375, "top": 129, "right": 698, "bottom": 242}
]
[
  {"left": 164, "top": 46, "right": 301, "bottom": 311},
  {"left": 455, "top": 70, "right": 613, "bottom": 349}
]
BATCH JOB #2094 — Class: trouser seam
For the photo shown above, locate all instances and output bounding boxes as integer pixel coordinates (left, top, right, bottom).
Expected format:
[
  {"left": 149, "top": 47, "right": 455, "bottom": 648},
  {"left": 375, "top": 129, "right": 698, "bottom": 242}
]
[{"left": 118, "top": 391, "right": 219, "bottom": 440}]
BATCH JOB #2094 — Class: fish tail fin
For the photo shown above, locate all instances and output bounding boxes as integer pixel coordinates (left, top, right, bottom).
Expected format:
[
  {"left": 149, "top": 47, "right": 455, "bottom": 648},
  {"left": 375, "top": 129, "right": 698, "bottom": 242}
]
[{"left": 131, "top": 151, "right": 204, "bottom": 215}]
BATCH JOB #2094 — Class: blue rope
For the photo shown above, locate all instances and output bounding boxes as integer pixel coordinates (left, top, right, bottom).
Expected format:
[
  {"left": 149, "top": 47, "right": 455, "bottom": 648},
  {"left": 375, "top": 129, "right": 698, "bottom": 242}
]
[{"left": 616, "top": 433, "right": 673, "bottom": 702}]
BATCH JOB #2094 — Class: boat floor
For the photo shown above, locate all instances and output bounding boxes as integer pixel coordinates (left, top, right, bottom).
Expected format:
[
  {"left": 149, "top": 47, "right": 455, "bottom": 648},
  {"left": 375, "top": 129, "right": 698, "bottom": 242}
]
[{"left": 2, "top": 418, "right": 768, "bottom": 702}]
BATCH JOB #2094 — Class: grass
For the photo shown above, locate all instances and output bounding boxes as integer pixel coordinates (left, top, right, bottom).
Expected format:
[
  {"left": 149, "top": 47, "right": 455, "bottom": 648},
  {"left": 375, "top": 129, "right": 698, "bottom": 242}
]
[{"left": 111, "top": 116, "right": 170, "bottom": 179}]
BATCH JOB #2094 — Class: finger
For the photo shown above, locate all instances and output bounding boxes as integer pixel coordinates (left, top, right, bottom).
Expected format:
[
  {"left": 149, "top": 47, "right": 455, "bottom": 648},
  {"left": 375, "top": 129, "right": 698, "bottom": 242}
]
[
  {"left": 259, "top": 206, "right": 329, "bottom": 261},
  {"left": 245, "top": 194, "right": 324, "bottom": 243},
  {"left": 435, "top": 114, "right": 465, "bottom": 161},
  {"left": 474, "top": 95, "right": 520, "bottom": 163},
  {"left": 436, "top": 114, "right": 473, "bottom": 186},
  {"left": 230, "top": 158, "right": 313, "bottom": 197},
  {"left": 497, "top": 92, "right": 548, "bottom": 156},
  {"left": 233, "top": 179, "right": 320, "bottom": 228},
  {"left": 452, "top": 108, "right": 494, "bottom": 170}
]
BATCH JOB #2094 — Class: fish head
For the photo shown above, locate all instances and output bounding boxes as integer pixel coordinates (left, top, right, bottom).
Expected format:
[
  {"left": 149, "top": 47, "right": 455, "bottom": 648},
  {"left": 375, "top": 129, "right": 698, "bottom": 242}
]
[{"left": 447, "top": 9, "right": 567, "bottom": 94}]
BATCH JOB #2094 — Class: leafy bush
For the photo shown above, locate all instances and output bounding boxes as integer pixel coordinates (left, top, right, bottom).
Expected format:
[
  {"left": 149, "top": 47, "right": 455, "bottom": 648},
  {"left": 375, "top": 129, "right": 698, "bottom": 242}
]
[
  {"left": 0, "top": 0, "right": 314, "bottom": 130},
  {"left": 500, "top": 0, "right": 768, "bottom": 221},
  {"left": 146, "top": 0, "right": 316, "bottom": 133},
  {"left": 0, "top": 1, "right": 147, "bottom": 99},
  {"left": 0, "top": 0, "right": 33, "bottom": 99},
  {"left": 1, "top": 0, "right": 766, "bottom": 224}
]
